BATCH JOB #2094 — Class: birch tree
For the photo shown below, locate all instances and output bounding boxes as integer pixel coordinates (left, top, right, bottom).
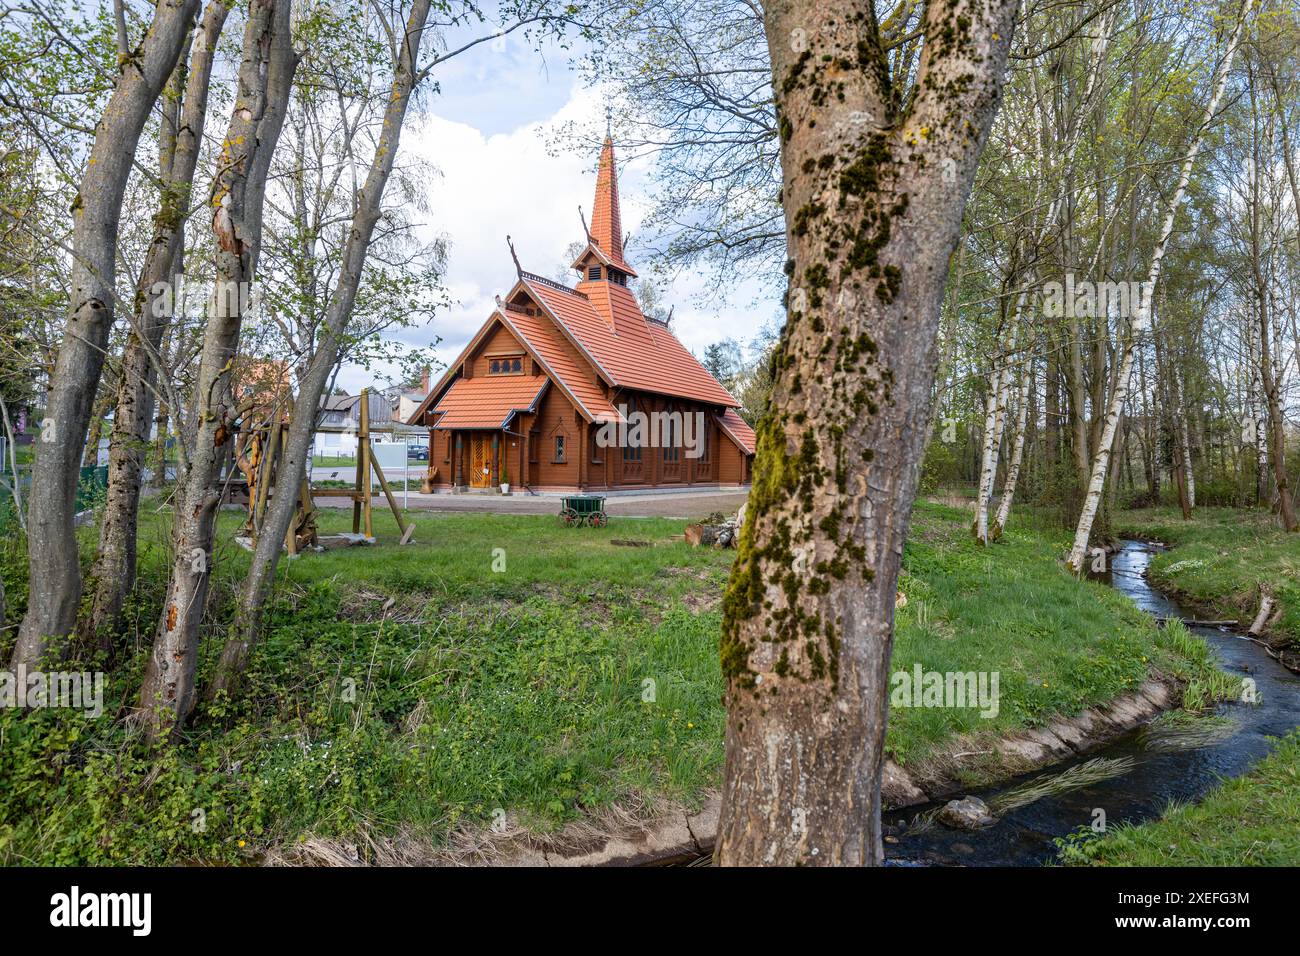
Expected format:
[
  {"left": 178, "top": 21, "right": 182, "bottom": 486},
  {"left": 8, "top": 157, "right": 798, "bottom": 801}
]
[
  {"left": 205, "top": 0, "right": 572, "bottom": 698},
  {"left": 207, "top": 0, "right": 437, "bottom": 698},
  {"left": 1247, "top": 58, "right": 1298, "bottom": 530},
  {"left": 84, "top": 0, "right": 232, "bottom": 651},
  {"left": 1066, "top": 0, "right": 1253, "bottom": 573},
  {"left": 992, "top": 356, "right": 1031, "bottom": 537}
]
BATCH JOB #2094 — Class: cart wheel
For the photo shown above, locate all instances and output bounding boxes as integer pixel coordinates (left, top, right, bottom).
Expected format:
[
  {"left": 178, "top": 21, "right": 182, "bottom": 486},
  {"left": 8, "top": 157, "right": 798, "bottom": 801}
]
[
  {"left": 588, "top": 511, "right": 607, "bottom": 528},
  {"left": 561, "top": 508, "right": 580, "bottom": 527}
]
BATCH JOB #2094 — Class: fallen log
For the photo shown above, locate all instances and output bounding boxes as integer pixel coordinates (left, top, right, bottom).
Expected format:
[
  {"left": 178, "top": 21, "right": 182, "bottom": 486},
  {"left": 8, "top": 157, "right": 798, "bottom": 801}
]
[{"left": 1249, "top": 590, "right": 1275, "bottom": 637}]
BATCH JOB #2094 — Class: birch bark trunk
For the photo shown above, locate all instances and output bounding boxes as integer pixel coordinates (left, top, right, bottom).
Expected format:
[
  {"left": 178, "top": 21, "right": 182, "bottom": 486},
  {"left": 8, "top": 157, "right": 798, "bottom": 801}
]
[
  {"left": 12, "top": 0, "right": 201, "bottom": 670},
  {"left": 1175, "top": 370, "right": 1196, "bottom": 513},
  {"left": 1066, "top": 0, "right": 1252, "bottom": 572},
  {"left": 974, "top": 356, "right": 1011, "bottom": 543},
  {"left": 992, "top": 359, "right": 1032, "bottom": 538},
  {"left": 715, "top": 0, "right": 1017, "bottom": 866},
  {"left": 1249, "top": 70, "right": 1298, "bottom": 531}
]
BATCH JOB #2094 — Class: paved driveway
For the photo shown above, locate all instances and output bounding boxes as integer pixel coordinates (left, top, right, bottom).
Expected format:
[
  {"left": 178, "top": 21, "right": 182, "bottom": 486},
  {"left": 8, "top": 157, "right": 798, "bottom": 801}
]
[{"left": 312, "top": 486, "right": 750, "bottom": 520}]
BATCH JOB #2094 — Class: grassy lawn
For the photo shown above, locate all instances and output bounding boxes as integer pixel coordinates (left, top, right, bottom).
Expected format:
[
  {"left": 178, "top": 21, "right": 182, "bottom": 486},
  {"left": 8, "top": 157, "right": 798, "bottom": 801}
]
[
  {"left": 888, "top": 505, "right": 1228, "bottom": 766},
  {"left": 1059, "top": 731, "right": 1300, "bottom": 866},
  {"left": 0, "top": 501, "right": 1228, "bottom": 864},
  {"left": 311, "top": 455, "right": 426, "bottom": 468},
  {"left": 1118, "top": 507, "right": 1300, "bottom": 653}
]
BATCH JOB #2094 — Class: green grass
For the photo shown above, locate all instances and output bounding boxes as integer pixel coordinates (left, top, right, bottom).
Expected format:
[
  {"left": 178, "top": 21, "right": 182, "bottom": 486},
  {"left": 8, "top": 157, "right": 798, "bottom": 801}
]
[
  {"left": 1119, "top": 507, "right": 1300, "bottom": 651},
  {"left": 1058, "top": 731, "right": 1300, "bottom": 866},
  {"left": 1, "top": 510, "right": 736, "bottom": 864},
  {"left": 310, "top": 455, "right": 426, "bottom": 469},
  {"left": 886, "top": 505, "right": 1226, "bottom": 766},
  {"left": 0, "top": 501, "right": 1230, "bottom": 864}
]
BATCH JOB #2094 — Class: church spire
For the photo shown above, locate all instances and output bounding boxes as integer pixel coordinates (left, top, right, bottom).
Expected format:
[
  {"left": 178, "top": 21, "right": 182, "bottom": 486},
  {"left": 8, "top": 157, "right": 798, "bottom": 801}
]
[{"left": 589, "top": 135, "right": 630, "bottom": 271}]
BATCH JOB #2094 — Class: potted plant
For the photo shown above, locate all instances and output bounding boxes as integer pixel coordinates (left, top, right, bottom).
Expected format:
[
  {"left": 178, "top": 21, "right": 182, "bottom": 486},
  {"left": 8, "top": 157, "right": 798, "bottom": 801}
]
[{"left": 500, "top": 457, "right": 510, "bottom": 495}]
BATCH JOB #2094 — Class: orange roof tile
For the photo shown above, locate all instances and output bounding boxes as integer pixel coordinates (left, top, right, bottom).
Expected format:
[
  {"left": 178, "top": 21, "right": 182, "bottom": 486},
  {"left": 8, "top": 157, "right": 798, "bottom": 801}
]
[
  {"left": 526, "top": 278, "right": 739, "bottom": 408},
  {"left": 717, "top": 408, "right": 757, "bottom": 455},
  {"left": 430, "top": 375, "right": 548, "bottom": 429},
  {"left": 497, "top": 306, "right": 622, "bottom": 423}
]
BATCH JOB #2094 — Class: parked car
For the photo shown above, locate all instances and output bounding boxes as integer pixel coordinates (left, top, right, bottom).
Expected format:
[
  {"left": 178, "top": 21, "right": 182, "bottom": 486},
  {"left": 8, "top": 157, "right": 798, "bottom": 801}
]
[{"left": 407, "top": 443, "right": 429, "bottom": 461}]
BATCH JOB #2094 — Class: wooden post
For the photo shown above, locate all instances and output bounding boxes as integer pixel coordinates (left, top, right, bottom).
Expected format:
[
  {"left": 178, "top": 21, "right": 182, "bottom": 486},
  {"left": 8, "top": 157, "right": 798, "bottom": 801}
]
[
  {"left": 492, "top": 433, "right": 500, "bottom": 488},
  {"left": 369, "top": 453, "right": 409, "bottom": 540},
  {"left": 297, "top": 475, "right": 316, "bottom": 550},
  {"left": 351, "top": 416, "right": 363, "bottom": 534},
  {"left": 454, "top": 432, "right": 463, "bottom": 488},
  {"left": 426, "top": 428, "right": 435, "bottom": 491},
  {"left": 360, "top": 389, "right": 373, "bottom": 537},
  {"left": 687, "top": 410, "right": 695, "bottom": 485},
  {"left": 252, "top": 419, "right": 281, "bottom": 539},
  {"left": 578, "top": 421, "right": 586, "bottom": 490}
]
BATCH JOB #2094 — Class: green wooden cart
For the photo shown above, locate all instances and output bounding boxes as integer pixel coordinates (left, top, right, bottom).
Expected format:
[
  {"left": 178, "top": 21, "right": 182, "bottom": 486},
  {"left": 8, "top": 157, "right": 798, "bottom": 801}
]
[{"left": 559, "top": 494, "right": 607, "bottom": 527}]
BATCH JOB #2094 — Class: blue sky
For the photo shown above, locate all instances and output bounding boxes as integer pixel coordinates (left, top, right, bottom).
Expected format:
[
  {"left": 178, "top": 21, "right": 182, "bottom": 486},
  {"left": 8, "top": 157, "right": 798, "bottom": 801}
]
[{"left": 335, "top": 17, "right": 779, "bottom": 393}]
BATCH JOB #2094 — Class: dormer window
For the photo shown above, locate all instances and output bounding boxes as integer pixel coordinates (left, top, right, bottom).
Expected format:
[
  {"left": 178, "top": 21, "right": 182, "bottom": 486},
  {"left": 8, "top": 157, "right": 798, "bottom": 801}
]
[
  {"left": 587, "top": 265, "right": 601, "bottom": 281},
  {"left": 608, "top": 269, "right": 626, "bottom": 286},
  {"left": 489, "top": 356, "right": 523, "bottom": 375}
]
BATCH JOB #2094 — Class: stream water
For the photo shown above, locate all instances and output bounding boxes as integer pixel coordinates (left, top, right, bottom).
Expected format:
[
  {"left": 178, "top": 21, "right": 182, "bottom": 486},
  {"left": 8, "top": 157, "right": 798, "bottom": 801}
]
[{"left": 881, "top": 539, "right": 1300, "bottom": 866}]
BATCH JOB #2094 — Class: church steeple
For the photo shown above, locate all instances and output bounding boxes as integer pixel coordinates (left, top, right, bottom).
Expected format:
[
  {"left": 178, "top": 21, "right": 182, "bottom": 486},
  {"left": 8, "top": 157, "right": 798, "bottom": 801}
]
[{"left": 588, "top": 136, "right": 633, "bottom": 274}]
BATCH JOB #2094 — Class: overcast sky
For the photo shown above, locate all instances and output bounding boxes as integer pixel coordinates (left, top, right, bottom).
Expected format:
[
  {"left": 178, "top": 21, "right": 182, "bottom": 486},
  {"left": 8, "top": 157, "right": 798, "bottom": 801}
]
[{"left": 333, "top": 22, "right": 779, "bottom": 394}]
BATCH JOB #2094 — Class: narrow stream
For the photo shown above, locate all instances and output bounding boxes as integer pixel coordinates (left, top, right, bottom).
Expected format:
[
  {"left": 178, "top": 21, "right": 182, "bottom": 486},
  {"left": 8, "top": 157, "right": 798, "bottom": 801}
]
[{"left": 881, "top": 539, "right": 1300, "bottom": 866}]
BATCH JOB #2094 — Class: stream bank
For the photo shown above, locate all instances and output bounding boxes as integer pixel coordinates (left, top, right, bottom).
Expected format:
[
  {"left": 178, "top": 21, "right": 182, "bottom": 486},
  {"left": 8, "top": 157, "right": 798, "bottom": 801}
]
[
  {"left": 468, "top": 538, "right": 1292, "bottom": 867},
  {"left": 878, "top": 540, "right": 1299, "bottom": 865}
]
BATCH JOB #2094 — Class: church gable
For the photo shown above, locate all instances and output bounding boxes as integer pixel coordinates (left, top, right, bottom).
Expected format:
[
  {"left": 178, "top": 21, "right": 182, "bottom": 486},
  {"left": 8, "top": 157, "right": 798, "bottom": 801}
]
[{"left": 467, "top": 323, "right": 530, "bottom": 379}]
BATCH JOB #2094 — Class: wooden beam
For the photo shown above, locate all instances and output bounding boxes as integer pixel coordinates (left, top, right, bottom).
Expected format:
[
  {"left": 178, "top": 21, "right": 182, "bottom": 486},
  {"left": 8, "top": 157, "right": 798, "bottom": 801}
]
[{"left": 369, "top": 452, "right": 409, "bottom": 540}]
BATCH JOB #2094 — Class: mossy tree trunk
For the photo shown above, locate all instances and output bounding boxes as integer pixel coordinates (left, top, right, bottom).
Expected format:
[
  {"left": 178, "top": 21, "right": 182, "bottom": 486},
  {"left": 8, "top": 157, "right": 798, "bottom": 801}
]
[{"left": 715, "top": 0, "right": 1017, "bottom": 866}]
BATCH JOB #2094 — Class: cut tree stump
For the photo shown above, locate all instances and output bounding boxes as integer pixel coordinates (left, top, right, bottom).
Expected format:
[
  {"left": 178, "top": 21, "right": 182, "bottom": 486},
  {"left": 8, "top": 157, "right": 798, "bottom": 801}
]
[{"left": 685, "top": 523, "right": 724, "bottom": 547}]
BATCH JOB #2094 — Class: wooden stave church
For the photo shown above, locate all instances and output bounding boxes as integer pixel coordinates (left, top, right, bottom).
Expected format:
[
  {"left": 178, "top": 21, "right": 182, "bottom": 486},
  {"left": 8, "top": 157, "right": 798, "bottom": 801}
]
[{"left": 407, "top": 137, "right": 757, "bottom": 493}]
